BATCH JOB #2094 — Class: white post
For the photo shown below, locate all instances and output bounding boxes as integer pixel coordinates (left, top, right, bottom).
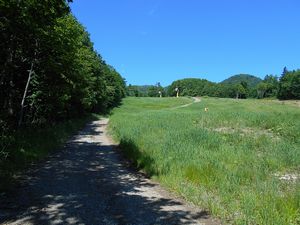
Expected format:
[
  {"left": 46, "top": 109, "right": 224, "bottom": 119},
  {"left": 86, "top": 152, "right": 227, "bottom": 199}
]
[
  {"left": 19, "top": 62, "right": 34, "bottom": 126},
  {"left": 175, "top": 87, "right": 179, "bottom": 98}
]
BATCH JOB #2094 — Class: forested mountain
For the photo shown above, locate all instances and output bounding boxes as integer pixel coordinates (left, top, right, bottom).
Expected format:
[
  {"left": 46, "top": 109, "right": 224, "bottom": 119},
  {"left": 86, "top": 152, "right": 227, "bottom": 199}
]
[
  {"left": 221, "top": 74, "right": 262, "bottom": 88},
  {"left": 151, "top": 69, "right": 299, "bottom": 100},
  {"left": 0, "top": 0, "right": 126, "bottom": 131}
]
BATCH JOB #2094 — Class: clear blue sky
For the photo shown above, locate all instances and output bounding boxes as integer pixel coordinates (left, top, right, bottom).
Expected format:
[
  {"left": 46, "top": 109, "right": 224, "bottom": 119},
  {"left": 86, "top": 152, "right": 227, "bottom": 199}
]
[{"left": 71, "top": 0, "right": 300, "bottom": 86}]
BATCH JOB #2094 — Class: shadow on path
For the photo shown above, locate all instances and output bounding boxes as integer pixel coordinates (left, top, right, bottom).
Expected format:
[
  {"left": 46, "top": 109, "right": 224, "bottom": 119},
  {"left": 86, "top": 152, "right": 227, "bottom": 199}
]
[{"left": 0, "top": 119, "right": 218, "bottom": 225}]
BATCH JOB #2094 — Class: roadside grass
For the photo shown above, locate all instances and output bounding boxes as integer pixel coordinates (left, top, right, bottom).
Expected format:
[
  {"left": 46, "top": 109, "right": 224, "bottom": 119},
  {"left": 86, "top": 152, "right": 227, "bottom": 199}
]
[
  {"left": 109, "top": 97, "right": 300, "bottom": 225},
  {"left": 0, "top": 114, "right": 100, "bottom": 192}
]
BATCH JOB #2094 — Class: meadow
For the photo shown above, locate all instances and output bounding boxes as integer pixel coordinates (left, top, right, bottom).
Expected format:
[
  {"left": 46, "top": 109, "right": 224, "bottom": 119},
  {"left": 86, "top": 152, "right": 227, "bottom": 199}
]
[{"left": 109, "top": 97, "right": 300, "bottom": 224}]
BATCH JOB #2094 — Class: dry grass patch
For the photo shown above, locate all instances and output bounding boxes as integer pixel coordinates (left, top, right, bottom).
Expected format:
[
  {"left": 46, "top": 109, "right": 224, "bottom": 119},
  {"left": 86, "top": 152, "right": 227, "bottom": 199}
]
[{"left": 208, "top": 126, "right": 280, "bottom": 140}]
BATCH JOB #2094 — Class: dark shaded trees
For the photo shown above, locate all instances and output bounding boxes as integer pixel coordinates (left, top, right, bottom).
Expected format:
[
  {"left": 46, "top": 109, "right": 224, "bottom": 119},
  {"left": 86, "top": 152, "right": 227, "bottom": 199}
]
[
  {"left": 0, "top": 0, "right": 125, "bottom": 130},
  {"left": 278, "top": 69, "right": 300, "bottom": 100},
  {"left": 0, "top": 0, "right": 71, "bottom": 125}
]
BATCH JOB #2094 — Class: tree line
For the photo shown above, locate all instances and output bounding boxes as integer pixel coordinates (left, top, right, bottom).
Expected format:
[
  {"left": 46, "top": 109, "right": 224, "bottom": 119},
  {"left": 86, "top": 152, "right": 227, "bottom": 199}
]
[
  {"left": 127, "top": 68, "right": 300, "bottom": 100},
  {"left": 0, "top": 0, "right": 126, "bottom": 133},
  {"left": 127, "top": 83, "right": 165, "bottom": 97}
]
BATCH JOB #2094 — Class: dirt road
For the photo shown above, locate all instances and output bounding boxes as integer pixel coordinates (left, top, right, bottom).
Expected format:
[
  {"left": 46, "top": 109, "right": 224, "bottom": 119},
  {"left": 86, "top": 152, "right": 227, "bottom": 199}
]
[
  {"left": 0, "top": 118, "right": 219, "bottom": 225},
  {"left": 172, "top": 97, "right": 201, "bottom": 109}
]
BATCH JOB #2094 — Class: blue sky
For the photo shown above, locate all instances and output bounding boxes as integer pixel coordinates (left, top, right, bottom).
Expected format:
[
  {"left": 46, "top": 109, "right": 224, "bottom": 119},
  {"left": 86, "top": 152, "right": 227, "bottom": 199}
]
[{"left": 71, "top": 0, "right": 300, "bottom": 86}]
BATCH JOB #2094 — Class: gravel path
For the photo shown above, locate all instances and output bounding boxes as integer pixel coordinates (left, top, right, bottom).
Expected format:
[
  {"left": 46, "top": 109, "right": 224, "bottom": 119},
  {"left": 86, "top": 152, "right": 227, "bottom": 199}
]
[
  {"left": 172, "top": 97, "right": 201, "bottom": 109},
  {"left": 0, "top": 118, "right": 219, "bottom": 225}
]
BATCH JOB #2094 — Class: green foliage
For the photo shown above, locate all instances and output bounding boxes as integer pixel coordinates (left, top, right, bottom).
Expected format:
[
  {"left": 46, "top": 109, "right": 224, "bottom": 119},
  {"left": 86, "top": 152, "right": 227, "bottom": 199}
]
[
  {"left": 278, "top": 69, "right": 300, "bottom": 100},
  {"left": 126, "top": 85, "right": 144, "bottom": 97},
  {"left": 0, "top": 0, "right": 71, "bottom": 124},
  {"left": 0, "top": 1, "right": 125, "bottom": 126},
  {"left": 128, "top": 72, "right": 298, "bottom": 101},
  {"left": 127, "top": 84, "right": 165, "bottom": 97},
  {"left": 256, "top": 75, "right": 279, "bottom": 99},
  {"left": 0, "top": 114, "right": 99, "bottom": 191},
  {"left": 234, "top": 83, "right": 247, "bottom": 99},
  {"left": 109, "top": 97, "right": 300, "bottom": 225},
  {"left": 167, "top": 78, "right": 214, "bottom": 96},
  {"left": 147, "top": 83, "right": 165, "bottom": 97},
  {"left": 167, "top": 78, "right": 249, "bottom": 99},
  {"left": 256, "top": 82, "right": 269, "bottom": 99},
  {"left": 221, "top": 74, "right": 262, "bottom": 88},
  {"left": 0, "top": 0, "right": 125, "bottom": 180},
  {"left": 264, "top": 75, "right": 279, "bottom": 97}
]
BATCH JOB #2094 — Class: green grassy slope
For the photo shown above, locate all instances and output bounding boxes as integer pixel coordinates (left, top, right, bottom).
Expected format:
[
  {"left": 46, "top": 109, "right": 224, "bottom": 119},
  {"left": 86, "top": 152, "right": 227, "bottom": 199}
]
[{"left": 109, "top": 97, "right": 300, "bottom": 225}]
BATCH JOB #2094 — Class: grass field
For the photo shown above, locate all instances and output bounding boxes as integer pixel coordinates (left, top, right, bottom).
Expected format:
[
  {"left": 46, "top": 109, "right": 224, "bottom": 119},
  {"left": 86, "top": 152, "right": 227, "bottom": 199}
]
[{"left": 109, "top": 97, "right": 300, "bottom": 224}]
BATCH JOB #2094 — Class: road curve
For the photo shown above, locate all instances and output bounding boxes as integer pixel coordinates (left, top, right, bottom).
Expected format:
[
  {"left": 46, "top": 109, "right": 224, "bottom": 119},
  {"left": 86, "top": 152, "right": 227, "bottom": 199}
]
[
  {"left": 0, "top": 118, "right": 219, "bottom": 225},
  {"left": 172, "top": 97, "right": 201, "bottom": 109}
]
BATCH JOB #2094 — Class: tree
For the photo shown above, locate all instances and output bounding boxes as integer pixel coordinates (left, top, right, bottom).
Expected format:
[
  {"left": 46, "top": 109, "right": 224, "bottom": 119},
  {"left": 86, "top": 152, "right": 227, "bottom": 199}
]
[
  {"left": 0, "top": 1, "right": 125, "bottom": 129},
  {"left": 282, "top": 66, "right": 288, "bottom": 77},
  {"left": 290, "top": 71, "right": 300, "bottom": 99},
  {"left": 0, "top": 0, "right": 72, "bottom": 125},
  {"left": 240, "top": 81, "right": 249, "bottom": 98},
  {"left": 256, "top": 82, "right": 268, "bottom": 99},
  {"left": 147, "top": 83, "right": 165, "bottom": 97},
  {"left": 167, "top": 78, "right": 214, "bottom": 97},
  {"left": 263, "top": 75, "right": 278, "bottom": 98},
  {"left": 278, "top": 69, "right": 300, "bottom": 100},
  {"left": 235, "top": 84, "right": 246, "bottom": 99}
]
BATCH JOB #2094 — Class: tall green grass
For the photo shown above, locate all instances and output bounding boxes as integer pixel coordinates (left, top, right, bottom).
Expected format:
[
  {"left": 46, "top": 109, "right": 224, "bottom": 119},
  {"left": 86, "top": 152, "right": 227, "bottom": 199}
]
[{"left": 109, "top": 97, "right": 300, "bottom": 224}]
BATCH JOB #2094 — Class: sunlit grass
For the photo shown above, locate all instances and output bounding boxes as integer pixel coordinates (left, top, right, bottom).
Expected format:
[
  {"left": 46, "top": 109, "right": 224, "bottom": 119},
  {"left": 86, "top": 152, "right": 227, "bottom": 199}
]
[{"left": 109, "top": 97, "right": 300, "bottom": 224}]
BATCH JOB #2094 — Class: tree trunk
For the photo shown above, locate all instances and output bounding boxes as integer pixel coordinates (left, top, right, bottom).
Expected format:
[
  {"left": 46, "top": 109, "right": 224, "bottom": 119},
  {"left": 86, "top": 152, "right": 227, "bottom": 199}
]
[{"left": 18, "top": 62, "right": 34, "bottom": 126}]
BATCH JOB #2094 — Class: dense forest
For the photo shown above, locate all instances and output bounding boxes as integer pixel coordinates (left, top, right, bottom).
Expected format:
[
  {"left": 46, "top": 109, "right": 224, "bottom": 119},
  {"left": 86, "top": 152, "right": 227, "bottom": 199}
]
[
  {"left": 127, "top": 69, "right": 300, "bottom": 100},
  {"left": 0, "top": 0, "right": 126, "bottom": 172},
  {"left": 0, "top": 0, "right": 126, "bottom": 129}
]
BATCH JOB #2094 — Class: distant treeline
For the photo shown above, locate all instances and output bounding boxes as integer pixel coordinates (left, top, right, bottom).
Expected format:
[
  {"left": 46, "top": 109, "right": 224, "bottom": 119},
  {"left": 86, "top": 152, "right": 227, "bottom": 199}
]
[
  {"left": 0, "top": 0, "right": 126, "bottom": 131},
  {"left": 127, "top": 69, "right": 300, "bottom": 100},
  {"left": 127, "top": 83, "right": 166, "bottom": 97}
]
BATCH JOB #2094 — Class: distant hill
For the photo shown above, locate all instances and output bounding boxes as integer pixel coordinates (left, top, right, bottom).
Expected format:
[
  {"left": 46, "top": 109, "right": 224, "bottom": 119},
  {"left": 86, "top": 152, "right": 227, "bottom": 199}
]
[{"left": 221, "top": 74, "right": 262, "bottom": 88}]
